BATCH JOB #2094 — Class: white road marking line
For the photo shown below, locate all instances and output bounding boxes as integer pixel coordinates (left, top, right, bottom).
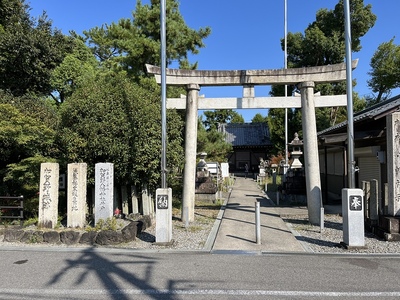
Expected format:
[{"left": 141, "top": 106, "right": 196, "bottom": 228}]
[{"left": 0, "top": 289, "right": 399, "bottom": 297}]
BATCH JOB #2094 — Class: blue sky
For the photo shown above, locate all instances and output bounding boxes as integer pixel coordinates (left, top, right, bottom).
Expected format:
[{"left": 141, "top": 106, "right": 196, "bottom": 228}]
[{"left": 28, "top": 0, "right": 400, "bottom": 122}]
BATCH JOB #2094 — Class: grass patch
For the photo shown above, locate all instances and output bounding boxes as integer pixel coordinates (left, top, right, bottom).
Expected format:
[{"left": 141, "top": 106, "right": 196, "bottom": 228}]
[
  {"left": 285, "top": 218, "right": 318, "bottom": 232},
  {"left": 175, "top": 224, "right": 204, "bottom": 232},
  {"left": 85, "top": 217, "right": 124, "bottom": 232}
]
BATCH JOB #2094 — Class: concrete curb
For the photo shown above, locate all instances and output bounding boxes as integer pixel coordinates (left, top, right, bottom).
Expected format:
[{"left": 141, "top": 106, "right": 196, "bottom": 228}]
[{"left": 203, "top": 190, "right": 231, "bottom": 252}]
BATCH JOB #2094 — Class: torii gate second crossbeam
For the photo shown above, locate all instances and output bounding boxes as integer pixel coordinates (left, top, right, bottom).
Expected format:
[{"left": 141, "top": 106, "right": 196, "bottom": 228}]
[{"left": 147, "top": 60, "right": 358, "bottom": 225}]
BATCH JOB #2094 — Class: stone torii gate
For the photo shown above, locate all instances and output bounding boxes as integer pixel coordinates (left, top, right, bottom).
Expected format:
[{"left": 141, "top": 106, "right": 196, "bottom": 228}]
[{"left": 147, "top": 60, "right": 358, "bottom": 225}]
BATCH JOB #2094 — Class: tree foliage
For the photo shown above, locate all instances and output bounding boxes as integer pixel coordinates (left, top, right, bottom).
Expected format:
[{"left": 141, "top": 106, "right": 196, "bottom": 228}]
[
  {"left": 267, "top": 108, "right": 302, "bottom": 155},
  {"left": 0, "top": 0, "right": 30, "bottom": 30},
  {"left": 51, "top": 38, "right": 99, "bottom": 103},
  {"left": 267, "top": 0, "right": 374, "bottom": 153},
  {"left": 202, "top": 109, "right": 244, "bottom": 130},
  {"left": 197, "top": 121, "right": 232, "bottom": 163},
  {"left": 58, "top": 74, "right": 184, "bottom": 190},
  {"left": 83, "top": 0, "right": 211, "bottom": 76},
  {"left": 367, "top": 38, "right": 400, "bottom": 103},
  {"left": 251, "top": 113, "right": 268, "bottom": 123},
  {"left": 0, "top": 0, "right": 74, "bottom": 97},
  {"left": 0, "top": 0, "right": 208, "bottom": 203},
  {"left": 0, "top": 92, "right": 58, "bottom": 197},
  {"left": 285, "top": 0, "right": 376, "bottom": 68}
]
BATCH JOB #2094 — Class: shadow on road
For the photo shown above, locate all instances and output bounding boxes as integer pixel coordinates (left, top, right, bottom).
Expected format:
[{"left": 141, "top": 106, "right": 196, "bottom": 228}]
[{"left": 46, "top": 248, "right": 177, "bottom": 300}]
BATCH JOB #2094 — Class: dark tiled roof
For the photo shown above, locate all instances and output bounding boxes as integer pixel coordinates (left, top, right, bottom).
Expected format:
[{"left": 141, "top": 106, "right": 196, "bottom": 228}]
[
  {"left": 219, "top": 123, "right": 272, "bottom": 147},
  {"left": 318, "top": 94, "right": 400, "bottom": 135}
]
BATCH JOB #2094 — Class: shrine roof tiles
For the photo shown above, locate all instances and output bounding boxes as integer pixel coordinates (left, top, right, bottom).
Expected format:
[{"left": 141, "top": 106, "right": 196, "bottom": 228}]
[{"left": 219, "top": 123, "right": 272, "bottom": 148}]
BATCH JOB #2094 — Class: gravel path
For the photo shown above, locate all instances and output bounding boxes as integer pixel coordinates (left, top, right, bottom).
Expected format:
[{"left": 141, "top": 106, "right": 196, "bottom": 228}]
[{"left": 284, "top": 214, "right": 400, "bottom": 254}]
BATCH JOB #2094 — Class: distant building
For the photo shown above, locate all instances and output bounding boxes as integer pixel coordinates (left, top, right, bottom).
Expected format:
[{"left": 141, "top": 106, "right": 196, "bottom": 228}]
[{"left": 219, "top": 123, "right": 272, "bottom": 174}]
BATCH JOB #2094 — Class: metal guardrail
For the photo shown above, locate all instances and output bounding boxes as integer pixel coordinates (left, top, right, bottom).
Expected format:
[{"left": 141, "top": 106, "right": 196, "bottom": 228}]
[{"left": 0, "top": 196, "right": 24, "bottom": 226}]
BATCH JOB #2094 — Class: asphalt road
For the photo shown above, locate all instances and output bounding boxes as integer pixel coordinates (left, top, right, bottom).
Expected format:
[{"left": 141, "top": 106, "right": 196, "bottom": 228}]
[{"left": 1, "top": 247, "right": 400, "bottom": 299}]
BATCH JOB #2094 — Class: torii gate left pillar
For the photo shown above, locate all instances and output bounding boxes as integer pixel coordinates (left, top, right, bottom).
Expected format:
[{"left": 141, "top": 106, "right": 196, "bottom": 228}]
[
  {"left": 182, "top": 84, "right": 200, "bottom": 222},
  {"left": 299, "top": 81, "right": 322, "bottom": 225}
]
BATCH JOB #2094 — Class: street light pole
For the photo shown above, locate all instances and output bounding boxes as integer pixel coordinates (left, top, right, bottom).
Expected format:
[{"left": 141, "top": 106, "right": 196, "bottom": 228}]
[
  {"left": 160, "top": 0, "right": 167, "bottom": 189},
  {"left": 344, "top": 0, "right": 355, "bottom": 188},
  {"left": 284, "top": 0, "right": 288, "bottom": 176}
]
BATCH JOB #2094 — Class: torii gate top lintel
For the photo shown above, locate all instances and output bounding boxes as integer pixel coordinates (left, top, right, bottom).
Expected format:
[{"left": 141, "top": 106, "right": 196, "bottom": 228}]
[{"left": 146, "top": 59, "right": 358, "bottom": 87}]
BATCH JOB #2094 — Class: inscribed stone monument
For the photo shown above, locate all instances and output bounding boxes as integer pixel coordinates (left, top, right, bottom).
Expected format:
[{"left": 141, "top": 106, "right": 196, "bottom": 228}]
[
  {"left": 67, "top": 163, "right": 87, "bottom": 228},
  {"left": 387, "top": 112, "right": 400, "bottom": 216},
  {"left": 95, "top": 163, "right": 114, "bottom": 225},
  {"left": 38, "top": 163, "right": 59, "bottom": 228}
]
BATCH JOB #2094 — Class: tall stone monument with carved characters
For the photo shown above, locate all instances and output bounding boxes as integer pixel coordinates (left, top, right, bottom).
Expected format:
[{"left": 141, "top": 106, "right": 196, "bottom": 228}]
[
  {"left": 95, "top": 163, "right": 114, "bottom": 225},
  {"left": 387, "top": 112, "right": 400, "bottom": 217},
  {"left": 67, "top": 163, "right": 87, "bottom": 228},
  {"left": 38, "top": 163, "right": 59, "bottom": 228}
]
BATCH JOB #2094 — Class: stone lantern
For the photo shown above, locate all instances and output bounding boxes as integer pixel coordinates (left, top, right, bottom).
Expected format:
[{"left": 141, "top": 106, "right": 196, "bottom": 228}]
[
  {"left": 195, "top": 152, "right": 218, "bottom": 203},
  {"left": 289, "top": 133, "right": 303, "bottom": 169},
  {"left": 283, "top": 133, "right": 306, "bottom": 200},
  {"left": 196, "top": 152, "right": 208, "bottom": 176}
]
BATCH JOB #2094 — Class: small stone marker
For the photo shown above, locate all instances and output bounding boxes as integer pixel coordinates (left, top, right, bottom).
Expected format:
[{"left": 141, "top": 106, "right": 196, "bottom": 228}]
[
  {"left": 369, "top": 179, "right": 379, "bottom": 223},
  {"left": 95, "top": 163, "right": 114, "bottom": 225},
  {"left": 155, "top": 188, "right": 172, "bottom": 244},
  {"left": 121, "top": 186, "right": 129, "bottom": 216},
  {"left": 142, "top": 187, "right": 151, "bottom": 216},
  {"left": 131, "top": 185, "right": 139, "bottom": 214},
  {"left": 342, "top": 188, "right": 365, "bottom": 248},
  {"left": 38, "top": 163, "right": 59, "bottom": 228},
  {"left": 67, "top": 163, "right": 87, "bottom": 228}
]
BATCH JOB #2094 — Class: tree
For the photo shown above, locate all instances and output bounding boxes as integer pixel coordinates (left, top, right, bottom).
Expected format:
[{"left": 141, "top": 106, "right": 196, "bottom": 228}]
[
  {"left": 268, "top": 0, "right": 374, "bottom": 153},
  {"left": 285, "top": 0, "right": 376, "bottom": 69},
  {"left": 0, "top": 0, "right": 74, "bottom": 97},
  {"left": 83, "top": 0, "right": 211, "bottom": 76},
  {"left": 0, "top": 0, "right": 30, "bottom": 30},
  {"left": 197, "top": 121, "right": 232, "bottom": 163},
  {"left": 251, "top": 113, "right": 267, "bottom": 123},
  {"left": 50, "top": 38, "right": 98, "bottom": 103},
  {"left": 367, "top": 38, "right": 400, "bottom": 104},
  {"left": 202, "top": 110, "right": 244, "bottom": 130},
  {"left": 0, "top": 92, "right": 58, "bottom": 199},
  {"left": 58, "top": 74, "right": 184, "bottom": 190},
  {"left": 267, "top": 108, "right": 301, "bottom": 155}
]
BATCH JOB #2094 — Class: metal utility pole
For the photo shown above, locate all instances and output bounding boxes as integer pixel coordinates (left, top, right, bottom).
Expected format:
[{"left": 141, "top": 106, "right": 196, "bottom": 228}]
[
  {"left": 284, "top": 0, "right": 288, "bottom": 175},
  {"left": 344, "top": 0, "right": 355, "bottom": 188},
  {"left": 160, "top": 0, "right": 167, "bottom": 188}
]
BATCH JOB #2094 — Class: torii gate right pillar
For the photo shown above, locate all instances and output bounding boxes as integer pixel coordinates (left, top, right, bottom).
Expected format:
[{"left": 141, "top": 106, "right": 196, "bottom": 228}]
[{"left": 299, "top": 81, "right": 322, "bottom": 225}]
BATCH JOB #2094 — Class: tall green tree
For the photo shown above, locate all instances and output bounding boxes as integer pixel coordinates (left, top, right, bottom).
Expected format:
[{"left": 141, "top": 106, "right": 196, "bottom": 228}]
[
  {"left": 0, "top": 0, "right": 30, "bottom": 30},
  {"left": 367, "top": 38, "right": 400, "bottom": 104},
  {"left": 268, "top": 0, "right": 374, "bottom": 153},
  {"left": 0, "top": 0, "right": 74, "bottom": 97},
  {"left": 50, "top": 38, "right": 98, "bottom": 103},
  {"left": 285, "top": 0, "right": 376, "bottom": 69},
  {"left": 83, "top": 0, "right": 211, "bottom": 76}
]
